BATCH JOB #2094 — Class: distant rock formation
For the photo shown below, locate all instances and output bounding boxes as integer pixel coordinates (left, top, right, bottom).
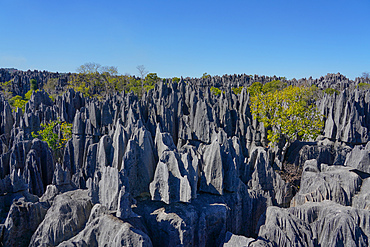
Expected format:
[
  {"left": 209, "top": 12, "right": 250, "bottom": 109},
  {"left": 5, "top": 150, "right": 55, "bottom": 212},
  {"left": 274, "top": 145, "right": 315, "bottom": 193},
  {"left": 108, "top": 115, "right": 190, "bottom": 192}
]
[{"left": 0, "top": 69, "right": 369, "bottom": 246}]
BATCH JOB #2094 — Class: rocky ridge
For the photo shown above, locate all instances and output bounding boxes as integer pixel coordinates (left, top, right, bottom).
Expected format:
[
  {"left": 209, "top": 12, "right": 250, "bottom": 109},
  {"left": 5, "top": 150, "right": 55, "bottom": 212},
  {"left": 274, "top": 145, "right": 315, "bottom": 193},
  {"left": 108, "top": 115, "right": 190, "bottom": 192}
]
[{"left": 0, "top": 70, "right": 369, "bottom": 246}]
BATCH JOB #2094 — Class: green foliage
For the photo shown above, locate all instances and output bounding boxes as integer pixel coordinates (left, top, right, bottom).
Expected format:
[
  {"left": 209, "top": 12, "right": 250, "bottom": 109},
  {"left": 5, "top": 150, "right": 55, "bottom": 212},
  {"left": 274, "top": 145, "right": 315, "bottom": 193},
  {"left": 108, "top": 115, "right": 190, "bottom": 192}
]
[
  {"left": 210, "top": 86, "right": 222, "bottom": 96},
  {"left": 32, "top": 120, "right": 72, "bottom": 152},
  {"left": 145, "top": 73, "right": 160, "bottom": 86},
  {"left": 247, "top": 82, "right": 263, "bottom": 97},
  {"left": 1, "top": 80, "right": 13, "bottom": 100},
  {"left": 172, "top": 77, "right": 180, "bottom": 83},
  {"left": 323, "top": 88, "right": 340, "bottom": 95},
  {"left": 24, "top": 89, "right": 33, "bottom": 100},
  {"left": 69, "top": 63, "right": 160, "bottom": 98},
  {"left": 9, "top": 95, "right": 27, "bottom": 112},
  {"left": 250, "top": 85, "right": 324, "bottom": 146},
  {"left": 69, "top": 63, "right": 121, "bottom": 97},
  {"left": 202, "top": 73, "right": 211, "bottom": 79},
  {"left": 30, "top": 79, "right": 38, "bottom": 91},
  {"left": 358, "top": 83, "right": 370, "bottom": 90},
  {"left": 262, "top": 80, "right": 287, "bottom": 93},
  {"left": 42, "top": 78, "right": 58, "bottom": 95},
  {"left": 8, "top": 89, "right": 35, "bottom": 112},
  {"left": 232, "top": 86, "right": 243, "bottom": 95}
]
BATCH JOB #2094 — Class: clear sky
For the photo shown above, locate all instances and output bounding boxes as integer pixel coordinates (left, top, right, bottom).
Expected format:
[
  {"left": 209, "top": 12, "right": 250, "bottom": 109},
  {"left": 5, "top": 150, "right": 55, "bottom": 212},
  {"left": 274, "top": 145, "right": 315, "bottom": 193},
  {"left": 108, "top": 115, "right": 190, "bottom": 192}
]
[{"left": 0, "top": 0, "right": 369, "bottom": 79}]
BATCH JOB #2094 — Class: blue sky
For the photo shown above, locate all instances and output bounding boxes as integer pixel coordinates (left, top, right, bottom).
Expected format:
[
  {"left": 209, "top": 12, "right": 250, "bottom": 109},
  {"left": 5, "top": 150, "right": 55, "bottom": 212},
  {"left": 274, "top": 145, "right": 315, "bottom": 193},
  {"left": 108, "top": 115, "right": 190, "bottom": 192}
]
[{"left": 0, "top": 0, "right": 369, "bottom": 79}]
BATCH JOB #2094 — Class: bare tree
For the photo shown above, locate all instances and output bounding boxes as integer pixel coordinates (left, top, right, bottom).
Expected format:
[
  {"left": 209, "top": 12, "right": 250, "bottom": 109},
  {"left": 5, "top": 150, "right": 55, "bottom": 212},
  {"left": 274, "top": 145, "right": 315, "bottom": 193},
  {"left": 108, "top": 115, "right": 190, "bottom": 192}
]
[
  {"left": 136, "top": 65, "right": 148, "bottom": 80},
  {"left": 362, "top": 72, "right": 370, "bottom": 80},
  {"left": 136, "top": 65, "right": 148, "bottom": 90},
  {"left": 77, "top": 62, "right": 101, "bottom": 74}
]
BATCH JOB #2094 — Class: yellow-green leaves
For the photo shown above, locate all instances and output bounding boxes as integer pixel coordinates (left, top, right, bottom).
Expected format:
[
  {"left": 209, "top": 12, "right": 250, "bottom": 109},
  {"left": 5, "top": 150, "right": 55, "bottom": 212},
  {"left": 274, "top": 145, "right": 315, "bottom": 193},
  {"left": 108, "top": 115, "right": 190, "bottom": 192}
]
[
  {"left": 8, "top": 95, "right": 27, "bottom": 112},
  {"left": 32, "top": 120, "right": 72, "bottom": 151},
  {"left": 232, "top": 86, "right": 243, "bottom": 95},
  {"left": 210, "top": 86, "right": 222, "bottom": 96},
  {"left": 250, "top": 85, "right": 324, "bottom": 146}
]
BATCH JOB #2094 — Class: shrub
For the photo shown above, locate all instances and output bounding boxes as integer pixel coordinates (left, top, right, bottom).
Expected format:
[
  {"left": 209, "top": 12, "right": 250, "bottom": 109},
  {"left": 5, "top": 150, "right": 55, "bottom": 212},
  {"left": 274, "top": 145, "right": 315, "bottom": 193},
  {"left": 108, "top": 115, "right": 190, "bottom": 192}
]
[
  {"left": 250, "top": 85, "right": 324, "bottom": 146},
  {"left": 32, "top": 120, "right": 72, "bottom": 161},
  {"left": 9, "top": 95, "right": 27, "bottom": 112},
  {"left": 232, "top": 86, "right": 243, "bottom": 95},
  {"left": 30, "top": 79, "right": 38, "bottom": 91},
  {"left": 172, "top": 77, "right": 180, "bottom": 83},
  {"left": 323, "top": 88, "right": 340, "bottom": 95},
  {"left": 358, "top": 83, "right": 370, "bottom": 90},
  {"left": 262, "top": 80, "right": 287, "bottom": 93},
  {"left": 247, "top": 82, "right": 263, "bottom": 97},
  {"left": 210, "top": 86, "right": 222, "bottom": 96}
]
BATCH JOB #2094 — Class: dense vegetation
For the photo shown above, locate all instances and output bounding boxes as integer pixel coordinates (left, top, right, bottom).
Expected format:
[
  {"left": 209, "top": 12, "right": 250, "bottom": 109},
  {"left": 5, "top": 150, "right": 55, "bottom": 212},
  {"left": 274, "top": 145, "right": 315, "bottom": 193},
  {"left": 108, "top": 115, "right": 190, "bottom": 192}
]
[
  {"left": 249, "top": 80, "right": 324, "bottom": 146},
  {"left": 67, "top": 63, "right": 160, "bottom": 98}
]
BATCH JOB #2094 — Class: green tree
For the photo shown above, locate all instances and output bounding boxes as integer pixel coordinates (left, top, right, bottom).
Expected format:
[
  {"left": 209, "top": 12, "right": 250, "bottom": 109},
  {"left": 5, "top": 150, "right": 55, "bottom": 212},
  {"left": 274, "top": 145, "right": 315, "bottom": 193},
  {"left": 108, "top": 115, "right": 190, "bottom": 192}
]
[
  {"left": 30, "top": 79, "right": 38, "bottom": 91},
  {"left": 202, "top": 72, "right": 211, "bottom": 79},
  {"left": 247, "top": 82, "right": 263, "bottom": 97},
  {"left": 143, "top": 73, "right": 159, "bottom": 92},
  {"left": 358, "top": 83, "right": 370, "bottom": 91},
  {"left": 69, "top": 62, "right": 120, "bottom": 97},
  {"left": 210, "top": 86, "right": 222, "bottom": 96},
  {"left": 8, "top": 95, "right": 27, "bottom": 111},
  {"left": 32, "top": 120, "right": 72, "bottom": 162},
  {"left": 323, "top": 88, "right": 340, "bottom": 95},
  {"left": 172, "top": 77, "right": 180, "bottom": 83},
  {"left": 250, "top": 85, "right": 324, "bottom": 146},
  {"left": 262, "top": 80, "right": 287, "bottom": 93},
  {"left": 232, "top": 86, "right": 243, "bottom": 95},
  {"left": 1, "top": 80, "right": 13, "bottom": 100}
]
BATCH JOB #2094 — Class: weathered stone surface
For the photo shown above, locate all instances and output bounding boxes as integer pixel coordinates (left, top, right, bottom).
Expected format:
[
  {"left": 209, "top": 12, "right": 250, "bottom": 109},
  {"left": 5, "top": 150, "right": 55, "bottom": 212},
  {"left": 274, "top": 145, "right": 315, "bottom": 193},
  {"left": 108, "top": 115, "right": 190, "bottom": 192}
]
[
  {"left": 200, "top": 138, "right": 224, "bottom": 195},
  {"left": 259, "top": 201, "right": 370, "bottom": 247},
  {"left": 258, "top": 206, "right": 316, "bottom": 247},
  {"left": 84, "top": 143, "right": 98, "bottom": 179},
  {"left": 179, "top": 144, "right": 200, "bottom": 199},
  {"left": 29, "top": 189, "right": 93, "bottom": 247},
  {"left": 286, "top": 139, "right": 352, "bottom": 169},
  {"left": 150, "top": 150, "right": 191, "bottom": 204},
  {"left": 39, "top": 184, "right": 59, "bottom": 205},
  {"left": 3, "top": 198, "right": 49, "bottom": 247},
  {"left": 222, "top": 232, "right": 257, "bottom": 247},
  {"left": 122, "top": 127, "right": 156, "bottom": 197},
  {"left": 154, "top": 124, "right": 176, "bottom": 160},
  {"left": 97, "top": 135, "right": 113, "bottom": 169},
  {"left": 136, "top": 197, "right": 227, "bottom": 247},
  {"left": 352, "top": 177, "right": 370, "bottom": 210},
  {"left": 193, "top": 100, "right": 213, "bottom": 143},
  {"left": 248, "top": 147, "right": 291, "bottom": 206},
  {"left": 112, "top": 122, "right": 127, "bottom": 170},
  {"left": 344, "top": 142, "right": 370, "bottom": 173},
  {"left": 57, "top": 213, "right": 152, "bottom": 247},
  {"left": 117, "top": 185, "right": 134, "bottom": 219},
  {"left": 98, "top": 166, "right": 122, "bottom": 210},
  {"left": 291, "top": 161, "right": 362, "bottom": 207}
]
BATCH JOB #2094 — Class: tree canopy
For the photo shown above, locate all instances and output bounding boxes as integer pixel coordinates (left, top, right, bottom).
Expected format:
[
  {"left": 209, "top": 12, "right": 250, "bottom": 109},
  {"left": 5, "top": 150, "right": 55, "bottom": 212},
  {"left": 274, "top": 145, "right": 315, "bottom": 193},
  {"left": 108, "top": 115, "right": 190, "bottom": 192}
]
[{"left": 250, "top": 84, "right": 324, "bottom": 145}]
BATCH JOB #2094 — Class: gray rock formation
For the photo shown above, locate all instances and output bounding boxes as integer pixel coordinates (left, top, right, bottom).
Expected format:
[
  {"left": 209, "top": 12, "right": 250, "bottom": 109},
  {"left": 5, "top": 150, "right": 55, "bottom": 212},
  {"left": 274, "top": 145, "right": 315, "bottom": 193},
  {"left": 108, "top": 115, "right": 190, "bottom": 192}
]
[
  {"left": 200, "top": 138, "right": 224, "bottom": 195},
  {"left": 2, "top": 69, "right": 370, "bottom": 246},
  {"left": 352, "top": 177, "right": 370, "bottom": 210},
  {"left": 29, "top": 189, "right": 93, "bottom": 246},
  {"left": 150, "top": 150, "right": 191, "bottom": 204},
  {"left": 344, "top": 142, "right": 370, "bottom": 173},
  {"left": 57, "top": 207, "right": 152, "bottom": 247},
  {"left": 259, "top": 201, "right": 370, "bottom": 247},
  {"left": 222, "top": 232, "right": 268, "bottom": 247},
  {"left": 291, "top": 160, "right": 362, "bottom": 207},
  {"left": 3, "top": 197, "right": 49, "bottom": 247},
  {"left": 121, "top": 127, "right": 156, "bottom": 197}
]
